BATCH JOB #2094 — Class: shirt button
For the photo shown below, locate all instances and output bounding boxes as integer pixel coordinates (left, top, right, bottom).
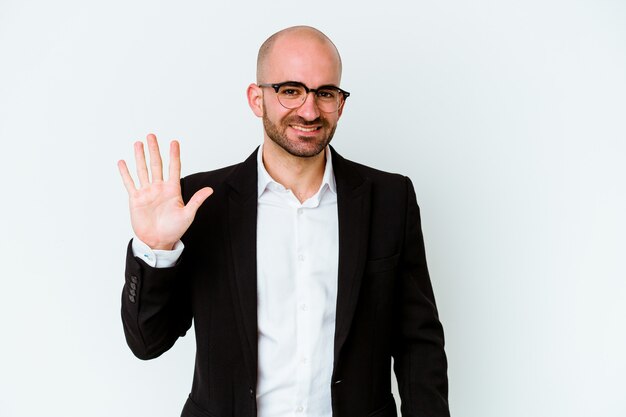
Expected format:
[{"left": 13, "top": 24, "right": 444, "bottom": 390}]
[
  {"left": 298, "top": 254, "right": 305, "bottom": 261},
  {"left": 300, "top": 304, "right": 307, "bottom": 311},
  {"left": 296, "top": 406, "right": 304, "bottom": 413},
  {"left": 301, "top": 357, "right": 308, "bottom": 364},
  {"left": 297, "top": 208, "right": 303, "bottom": 215}
]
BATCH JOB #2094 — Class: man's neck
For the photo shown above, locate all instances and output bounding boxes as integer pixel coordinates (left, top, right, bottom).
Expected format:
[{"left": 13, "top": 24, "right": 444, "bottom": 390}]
[{"left": 262, "top": 139, "right": 326, "bottom": 203}]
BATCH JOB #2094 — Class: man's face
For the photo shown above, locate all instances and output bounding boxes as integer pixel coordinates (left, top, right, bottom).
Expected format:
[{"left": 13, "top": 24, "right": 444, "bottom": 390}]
[
  {"left": 258, "top": 36, "right": 343, "bottom": 158},
  {"left": 261, "top": 96, "right": 338, "bottom": 158}
]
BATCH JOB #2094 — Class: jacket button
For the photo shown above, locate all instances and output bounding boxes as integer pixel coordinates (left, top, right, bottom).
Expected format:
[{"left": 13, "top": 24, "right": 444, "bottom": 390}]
[
  {"left": 249, "top": 387, "right": 254, "bottom": 398},
  {"left": 130, "top": 275, "right": 138, "bottom": 283},
  {"left": 130, "top": 289, "right": 136, "bottom": 296},
  {"left": 129, "top": 295, "right": 136, "bottom": 303},
  {"left": 130, "top": 282, "right": 137, "bottom": 290}
]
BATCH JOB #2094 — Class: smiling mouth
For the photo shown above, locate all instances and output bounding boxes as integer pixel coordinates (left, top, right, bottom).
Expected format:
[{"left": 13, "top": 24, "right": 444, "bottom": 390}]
[{"left": 291, "top": 125, "right": 321, "bottom": 132}]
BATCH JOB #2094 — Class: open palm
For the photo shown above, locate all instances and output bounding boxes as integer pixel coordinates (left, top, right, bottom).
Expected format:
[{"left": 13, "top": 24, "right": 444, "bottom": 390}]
[{"left": 118, "top": 134, "right": 213, "bottom": 250}]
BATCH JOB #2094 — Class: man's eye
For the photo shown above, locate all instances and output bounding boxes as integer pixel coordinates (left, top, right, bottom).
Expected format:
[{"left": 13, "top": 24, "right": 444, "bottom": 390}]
[
  {"left": 280, "top": 88, "right": 303, "bottom": 96},
  {"left": 317, "top": 90, "right": 337, "bottom": 100}
]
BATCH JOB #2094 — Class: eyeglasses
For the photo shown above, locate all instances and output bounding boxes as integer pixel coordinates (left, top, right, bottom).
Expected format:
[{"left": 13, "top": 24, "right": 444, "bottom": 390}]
[{"left": 258, "top": 81, "right": 350, "bottom": 113}]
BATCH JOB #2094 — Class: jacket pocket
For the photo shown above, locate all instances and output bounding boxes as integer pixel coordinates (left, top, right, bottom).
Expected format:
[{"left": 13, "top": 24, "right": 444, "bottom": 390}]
[
  {"left": 181, "top": 395, "right": 217, "bottom": 417},
  {"left": 365, "top": 253, "right": 400, "bottom": 274},
  {"left": 367, "top": 395, "right": 398, "bottom": 417}
]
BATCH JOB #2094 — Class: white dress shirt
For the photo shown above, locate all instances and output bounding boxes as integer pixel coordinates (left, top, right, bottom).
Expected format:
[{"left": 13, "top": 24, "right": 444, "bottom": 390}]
[
  {"left": 132, "top": 145, "right": 339, "bottom": 417},
  {"left": 255, "top": 146, "right": 338, "bottom": 417}
]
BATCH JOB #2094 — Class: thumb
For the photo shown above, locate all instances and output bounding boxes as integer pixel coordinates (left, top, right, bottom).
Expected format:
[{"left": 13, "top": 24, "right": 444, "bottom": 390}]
[{"left": 184, "top": 187, "right": 214, "bottom": 217}]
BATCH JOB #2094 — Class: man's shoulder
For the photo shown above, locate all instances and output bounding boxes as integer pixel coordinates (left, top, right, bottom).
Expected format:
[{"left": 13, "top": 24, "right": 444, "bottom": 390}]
[
  {"left": 332, "top": 150, "right": 420, "bottom": 216},
  {"left": 341, "top": 156, "right": 406, "bottom": 181},
  {"left": 331, "top": 147, "right": 410, "bottom": 189},
  {"left": 183, "top": 162, "right": 242, "bottom": 187},
  {"left": 180, "top": 148, "right": 258, "bottom": 200}
]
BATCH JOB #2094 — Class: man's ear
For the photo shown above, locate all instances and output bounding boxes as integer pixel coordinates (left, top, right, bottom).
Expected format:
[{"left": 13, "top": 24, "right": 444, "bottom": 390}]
[{"left": 247, "top": 83, "right": 264, "bottom": 117}]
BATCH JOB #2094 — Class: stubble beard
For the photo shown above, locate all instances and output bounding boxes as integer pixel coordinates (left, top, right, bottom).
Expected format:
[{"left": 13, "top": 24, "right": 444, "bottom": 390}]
[{"left": 262, "top": 112, "right": 337, "bottom": 158}]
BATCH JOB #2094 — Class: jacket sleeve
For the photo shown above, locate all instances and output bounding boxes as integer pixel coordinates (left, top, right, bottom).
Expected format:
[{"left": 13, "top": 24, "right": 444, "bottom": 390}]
[
  {"left": 392, "top": 177, "right": 450, "bottom": 416},
  {"left": 120, "top": 239, "right": 192, "bottom": 360}
]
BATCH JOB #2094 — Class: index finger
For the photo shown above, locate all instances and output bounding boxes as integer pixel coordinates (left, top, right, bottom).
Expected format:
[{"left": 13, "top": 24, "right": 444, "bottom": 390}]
[{"left": 168, "top": 140, "right": 181, "bottom": 182}]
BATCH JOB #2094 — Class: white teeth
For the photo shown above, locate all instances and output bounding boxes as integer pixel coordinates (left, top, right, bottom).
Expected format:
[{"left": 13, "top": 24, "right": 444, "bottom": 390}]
[{"left": 292, "top": 125, "right": 318, "bottom": 132}]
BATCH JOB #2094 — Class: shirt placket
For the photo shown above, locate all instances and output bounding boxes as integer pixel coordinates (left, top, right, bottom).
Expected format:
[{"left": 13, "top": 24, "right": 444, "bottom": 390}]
[{"left": 294, "top": 203, "right": 311, "bottom": 416}]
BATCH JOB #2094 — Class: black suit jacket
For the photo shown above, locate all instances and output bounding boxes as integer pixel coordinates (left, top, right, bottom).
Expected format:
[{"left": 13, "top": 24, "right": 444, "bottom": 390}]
[{"left": 122, "top": 147, "right": 449, "bottom": 417}]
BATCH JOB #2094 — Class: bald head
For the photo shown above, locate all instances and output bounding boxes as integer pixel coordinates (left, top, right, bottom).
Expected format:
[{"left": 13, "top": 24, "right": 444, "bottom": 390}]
[{"left": 256, "top": 26, "right": 342, "bottom": 84}]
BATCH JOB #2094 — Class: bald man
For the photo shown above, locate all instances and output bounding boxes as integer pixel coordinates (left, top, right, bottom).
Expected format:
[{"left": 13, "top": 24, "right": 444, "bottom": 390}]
[{"left": 119, "top": 26, "right": 449, "bottom": 417}]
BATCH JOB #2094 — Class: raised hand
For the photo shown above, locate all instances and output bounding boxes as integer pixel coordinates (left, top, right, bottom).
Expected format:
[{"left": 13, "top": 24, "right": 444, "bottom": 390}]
[{"left": 118, "top": 134, "right": 213, "bottom": 250}]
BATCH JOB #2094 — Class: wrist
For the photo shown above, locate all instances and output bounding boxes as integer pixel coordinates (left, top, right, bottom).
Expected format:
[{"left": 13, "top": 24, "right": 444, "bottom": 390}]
[
  {"left": 150, "top": 242, "right": 176, "bottom": 251},
  {"left": 138, "top": 236, "right": 178, "bottom": 251}
]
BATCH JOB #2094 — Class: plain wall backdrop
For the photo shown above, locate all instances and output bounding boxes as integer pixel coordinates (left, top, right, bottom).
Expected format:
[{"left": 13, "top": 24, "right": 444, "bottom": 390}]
[{"left": 1, "top": 0, "right": 624, "bottom": 416}]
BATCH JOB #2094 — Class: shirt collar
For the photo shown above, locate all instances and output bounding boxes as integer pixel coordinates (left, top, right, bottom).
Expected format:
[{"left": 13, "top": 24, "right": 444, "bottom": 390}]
[{"left": 257, "top": 143, "right": 337, "bottom": 198}]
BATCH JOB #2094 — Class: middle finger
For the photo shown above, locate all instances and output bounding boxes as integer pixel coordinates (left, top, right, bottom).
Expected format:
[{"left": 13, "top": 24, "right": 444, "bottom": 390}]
[{"left": 147, "top": 133, "right": 163, "bottom": 182}]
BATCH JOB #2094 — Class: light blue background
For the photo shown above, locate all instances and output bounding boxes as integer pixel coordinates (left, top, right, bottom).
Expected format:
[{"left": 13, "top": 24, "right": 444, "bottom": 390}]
[{"left": 1, "top": 1, "right": 624, "bottom": 416}]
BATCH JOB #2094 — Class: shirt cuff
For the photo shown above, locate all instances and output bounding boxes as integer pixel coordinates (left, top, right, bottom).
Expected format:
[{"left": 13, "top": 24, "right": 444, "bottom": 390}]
[{"left": 131, "top": 237, "right": 184, "bottom": 268}]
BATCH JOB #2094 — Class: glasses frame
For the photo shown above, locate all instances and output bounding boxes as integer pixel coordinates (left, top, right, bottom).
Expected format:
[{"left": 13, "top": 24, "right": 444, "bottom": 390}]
[{"left": 258, "top": 81, "right": 350, "bottom": 113}]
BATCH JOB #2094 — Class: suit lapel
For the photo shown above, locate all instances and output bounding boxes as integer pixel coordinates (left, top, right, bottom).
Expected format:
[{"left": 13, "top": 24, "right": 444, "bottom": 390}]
[
  {"left": 225, "top": 148, "right": 259, "bottom": 385},
  {"left": 331, "top": 147, "right": 372, "bottom": 366},
  {"left": 222, "top": 146, "right": 372, "bottom": 380}
]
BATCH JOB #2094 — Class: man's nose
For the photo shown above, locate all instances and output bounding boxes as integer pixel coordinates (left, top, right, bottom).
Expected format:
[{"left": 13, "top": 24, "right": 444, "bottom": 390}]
[{"left": 296, "top": 92, "right": 321, "bottom": 121}]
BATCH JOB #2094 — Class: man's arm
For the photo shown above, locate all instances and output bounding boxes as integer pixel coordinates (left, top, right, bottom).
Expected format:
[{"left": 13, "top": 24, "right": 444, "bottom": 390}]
[
  {"left": 117, "top": 134, "right": 212, "bottom": 359},
  {"left": 392, "top": 177, "right": 450, "bottom": 417},
  {"left": 121, "top": 239, "right": 191, "bottom": 359}
]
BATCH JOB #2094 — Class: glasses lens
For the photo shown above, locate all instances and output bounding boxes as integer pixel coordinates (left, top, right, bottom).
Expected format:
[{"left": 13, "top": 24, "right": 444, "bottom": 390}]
[
  {"left": 276, "top": 83, "right": 307, "bottom": 109},
  {"left": 315, "top": 88, "right": 341, "bottom": 112}
]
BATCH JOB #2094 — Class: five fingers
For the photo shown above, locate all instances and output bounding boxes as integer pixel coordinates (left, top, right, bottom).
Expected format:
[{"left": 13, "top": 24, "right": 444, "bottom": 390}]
[
  {"left": 119, "top": 133, "right": 198, "bottom": 192},
  {"left": 121, "top": 134, "right": 182, "bottom": 191}
]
